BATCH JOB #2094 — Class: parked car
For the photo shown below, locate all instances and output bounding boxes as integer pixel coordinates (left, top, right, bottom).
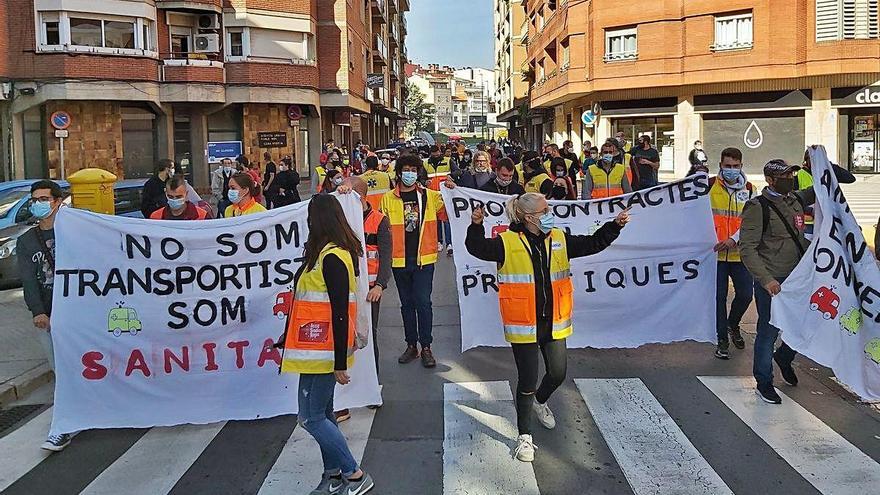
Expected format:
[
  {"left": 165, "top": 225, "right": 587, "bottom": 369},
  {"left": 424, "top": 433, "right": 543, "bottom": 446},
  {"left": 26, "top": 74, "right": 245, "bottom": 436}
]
[{"left": 0, "top": 178, "right": 147, "bottom": 288}]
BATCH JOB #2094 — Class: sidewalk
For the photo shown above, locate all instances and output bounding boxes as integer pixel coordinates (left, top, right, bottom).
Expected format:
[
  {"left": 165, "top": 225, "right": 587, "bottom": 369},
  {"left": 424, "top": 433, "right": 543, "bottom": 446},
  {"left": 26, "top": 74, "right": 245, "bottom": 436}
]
[{"left": 0, "top": 288, "right": 53, "bottom": 406}]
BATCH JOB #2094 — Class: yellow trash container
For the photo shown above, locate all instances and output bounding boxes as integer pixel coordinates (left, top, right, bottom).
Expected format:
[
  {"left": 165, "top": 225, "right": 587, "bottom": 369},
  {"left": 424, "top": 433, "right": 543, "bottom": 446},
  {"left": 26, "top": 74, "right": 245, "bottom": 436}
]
[{"left": 67, "top": 168, "right": 117, "bottom": 215}]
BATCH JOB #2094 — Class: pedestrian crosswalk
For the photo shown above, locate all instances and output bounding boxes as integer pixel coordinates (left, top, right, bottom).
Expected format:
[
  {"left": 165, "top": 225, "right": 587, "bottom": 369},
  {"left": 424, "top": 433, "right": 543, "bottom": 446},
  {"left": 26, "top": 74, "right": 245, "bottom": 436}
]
[
  {"left": 842, "top": 185, "right": 880, "bottom": 226},
  {"left": 1, "top": 376, "right": 879, "bottom": 495}
]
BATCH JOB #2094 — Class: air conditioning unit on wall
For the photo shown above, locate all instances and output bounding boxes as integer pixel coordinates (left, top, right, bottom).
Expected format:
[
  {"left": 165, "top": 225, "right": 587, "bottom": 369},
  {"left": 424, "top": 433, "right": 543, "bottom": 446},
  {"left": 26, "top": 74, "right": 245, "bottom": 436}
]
[
  {"left": 197, "top": 14, "right": 219, "bottom": 30},
  {"left": 194, "top": 34, "right": 220, "bottom": 53}
]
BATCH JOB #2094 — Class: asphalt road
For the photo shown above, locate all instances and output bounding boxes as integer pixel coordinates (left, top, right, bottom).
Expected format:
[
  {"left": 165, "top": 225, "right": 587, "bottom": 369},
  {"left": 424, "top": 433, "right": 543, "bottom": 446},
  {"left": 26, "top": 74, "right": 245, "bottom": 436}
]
[{"left": 1, "top": 254, "right": 880, "bottom": 495}]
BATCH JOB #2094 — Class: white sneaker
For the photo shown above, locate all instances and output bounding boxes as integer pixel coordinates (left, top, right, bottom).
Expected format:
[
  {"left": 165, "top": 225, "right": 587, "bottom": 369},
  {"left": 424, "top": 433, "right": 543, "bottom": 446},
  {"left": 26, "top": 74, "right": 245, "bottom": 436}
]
[
  {"left": 514, "top": 434, "right": 536, "bottom": 462},
  {"left": 533, "top": 400, "right": 556, "bottom": 429}
]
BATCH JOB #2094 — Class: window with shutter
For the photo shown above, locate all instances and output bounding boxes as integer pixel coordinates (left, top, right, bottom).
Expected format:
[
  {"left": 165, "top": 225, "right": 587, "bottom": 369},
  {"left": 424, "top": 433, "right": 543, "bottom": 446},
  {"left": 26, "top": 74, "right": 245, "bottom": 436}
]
[{"left": 816, "top": 0, "right": 879, "bottom": 41}]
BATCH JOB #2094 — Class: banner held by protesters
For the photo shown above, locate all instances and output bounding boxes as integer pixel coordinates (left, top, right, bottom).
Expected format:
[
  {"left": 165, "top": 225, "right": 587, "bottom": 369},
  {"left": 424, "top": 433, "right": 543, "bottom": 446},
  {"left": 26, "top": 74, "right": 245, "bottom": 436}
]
[
  {"left": 48, "top": 194, "right": 380, "bottom": 436},
  {"left": 772, "top": 146, "right": 880, "bottom": 401},
  {"left": 441, "top": 176, "right": 719, "bottom": 351}
]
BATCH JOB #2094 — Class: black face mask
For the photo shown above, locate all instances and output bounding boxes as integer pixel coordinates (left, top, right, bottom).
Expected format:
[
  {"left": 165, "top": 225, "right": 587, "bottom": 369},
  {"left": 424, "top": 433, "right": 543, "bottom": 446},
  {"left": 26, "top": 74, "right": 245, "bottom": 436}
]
[{"left": 773, "top": 177, "right": 796, "bottom": 195}]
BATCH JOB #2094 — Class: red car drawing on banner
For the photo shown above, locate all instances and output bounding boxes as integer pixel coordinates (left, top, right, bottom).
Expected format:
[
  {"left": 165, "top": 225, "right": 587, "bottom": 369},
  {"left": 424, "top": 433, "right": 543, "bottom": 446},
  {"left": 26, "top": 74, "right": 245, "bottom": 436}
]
[
  {"left": 809, "top": 286, "right": 840, "bottom": 320},
  {"left": 491, "top": 224, "right": 509, "bottom": 238},
  {"left": 273, "top": 291, "right": 293, "bottom": 319}
]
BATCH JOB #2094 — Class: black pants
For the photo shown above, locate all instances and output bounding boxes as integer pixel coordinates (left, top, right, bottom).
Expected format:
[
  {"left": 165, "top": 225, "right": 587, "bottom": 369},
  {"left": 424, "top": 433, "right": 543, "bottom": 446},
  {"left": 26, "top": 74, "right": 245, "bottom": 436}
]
[
  {"left": 371, "top": 300, "right": 380, "bottom": 376},
  {"left": 511, "top": 338, "right": 567, "bottom": 435}
]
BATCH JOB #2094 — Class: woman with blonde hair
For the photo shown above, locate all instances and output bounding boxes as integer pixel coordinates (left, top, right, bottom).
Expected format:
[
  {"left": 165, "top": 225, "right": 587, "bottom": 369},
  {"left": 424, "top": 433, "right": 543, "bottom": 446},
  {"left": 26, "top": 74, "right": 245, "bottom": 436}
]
[{"left": 464, "top": 192, "right": 630, "bottom": 462}]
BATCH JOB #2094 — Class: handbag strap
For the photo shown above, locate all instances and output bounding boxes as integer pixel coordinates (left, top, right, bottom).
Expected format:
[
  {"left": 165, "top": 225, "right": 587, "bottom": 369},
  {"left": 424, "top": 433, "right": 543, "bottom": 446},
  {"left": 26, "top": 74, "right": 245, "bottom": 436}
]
[{"left": 758, "top": 196, "right": 806, "bottom": 257}]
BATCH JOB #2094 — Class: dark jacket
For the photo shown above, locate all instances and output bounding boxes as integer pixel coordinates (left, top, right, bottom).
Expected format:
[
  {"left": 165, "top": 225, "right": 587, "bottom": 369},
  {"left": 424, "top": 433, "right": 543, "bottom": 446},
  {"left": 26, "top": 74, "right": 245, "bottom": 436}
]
[
  {"left": 480, "top": 178, "right": 525, "bottom": 196},
  {"left": 465, "top": 221, "right": 622, "bottom": 343},
  {"left": 739, "top": 188, "right": 815, "bottom": 286},
  {"left": 141, "top": 176, "right": 167, "bottom": 218},
  {"left": 275, "top": 170, "right": 301, "bottom": 205},
  {"left": 17, "top": 227, "right": 55, "bottom": 317}
]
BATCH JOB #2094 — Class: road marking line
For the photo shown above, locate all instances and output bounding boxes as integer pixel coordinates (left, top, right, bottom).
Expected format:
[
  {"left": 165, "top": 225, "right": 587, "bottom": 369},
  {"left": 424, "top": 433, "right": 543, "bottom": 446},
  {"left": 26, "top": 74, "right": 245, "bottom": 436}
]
[
  {"left": 575, "top": 378, "right": 733, "bottom": 495},
  {"left": 0, "top": 407, "right": 53, "bottom": 491},
  {"left": 443, "top": 381, "right": 540, "bottom": 495},
  {"left": 258, "top": 408, "right": 376, "bottom": 495},
  {"left": 80, "top": 422, "right": 225, "bottom": 495},
  {"left": 699, "top": 376, "right": 880, "bottom": 495}
]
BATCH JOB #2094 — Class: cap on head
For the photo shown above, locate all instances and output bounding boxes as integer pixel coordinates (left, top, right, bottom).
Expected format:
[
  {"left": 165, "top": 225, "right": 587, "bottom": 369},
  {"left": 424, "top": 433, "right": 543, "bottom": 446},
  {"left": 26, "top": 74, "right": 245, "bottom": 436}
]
[{"left": 763, "top": 159, "right": 800, "bottom": 178}]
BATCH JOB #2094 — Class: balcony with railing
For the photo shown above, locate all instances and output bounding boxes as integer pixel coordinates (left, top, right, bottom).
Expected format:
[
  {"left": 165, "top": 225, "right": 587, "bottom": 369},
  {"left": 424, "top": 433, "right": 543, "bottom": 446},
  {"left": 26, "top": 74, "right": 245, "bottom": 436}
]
[
  {"left": 373, "top": 34, "right": 388, "bottom": 66},
  {"left": 388, "top": 0, "right": 398, "bottom": 14},
  {"left": 390, "top": 20, "right": 400, "bottom": 47},
  {"left": 160, "top": 51, "right": 224, "bottom": 84},
  {"left": 390, "top": 57, "right": 400, "bottom": 79},
  {"left": 400, "top": 13, "right": 407, "bottom": 34},
  {"left": 373, "top": 86, "right": 388, "bottom": 107},
  {"left": 371, "top": 0, "right": 386, "bottom": 23}
]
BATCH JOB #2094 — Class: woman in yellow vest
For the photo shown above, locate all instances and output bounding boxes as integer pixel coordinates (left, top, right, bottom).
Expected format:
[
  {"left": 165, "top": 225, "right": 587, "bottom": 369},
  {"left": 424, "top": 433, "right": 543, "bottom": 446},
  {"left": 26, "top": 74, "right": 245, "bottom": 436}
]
[
  {"left": 465, "top": 192, "right": 630, "bottom": 463},
  {"left": 280, "top": 194, "right": 374, "bottom": 495},
  {"left": 224, "top": 173, "right": 267, "bottom": 217}
]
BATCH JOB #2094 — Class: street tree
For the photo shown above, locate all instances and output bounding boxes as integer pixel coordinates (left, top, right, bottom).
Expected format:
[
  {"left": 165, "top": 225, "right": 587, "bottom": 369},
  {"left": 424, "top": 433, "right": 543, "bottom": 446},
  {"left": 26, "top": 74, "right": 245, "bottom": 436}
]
[{"left": 405, "top": 82, "right": 436, "bottom": 135}]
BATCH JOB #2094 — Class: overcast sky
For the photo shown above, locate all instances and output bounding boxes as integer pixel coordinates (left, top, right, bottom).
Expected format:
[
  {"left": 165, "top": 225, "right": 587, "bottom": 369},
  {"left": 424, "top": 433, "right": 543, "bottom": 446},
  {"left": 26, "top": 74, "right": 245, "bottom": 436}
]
[{"left": 405, "top": 0, "right": 494, "bottom": 69}]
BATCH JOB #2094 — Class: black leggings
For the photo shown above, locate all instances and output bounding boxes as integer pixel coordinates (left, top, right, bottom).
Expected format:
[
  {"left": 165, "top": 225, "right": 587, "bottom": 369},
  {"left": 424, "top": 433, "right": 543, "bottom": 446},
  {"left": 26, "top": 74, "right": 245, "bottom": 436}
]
[{"left": 511, "top": 339, "right": 567, "bottom": 435}]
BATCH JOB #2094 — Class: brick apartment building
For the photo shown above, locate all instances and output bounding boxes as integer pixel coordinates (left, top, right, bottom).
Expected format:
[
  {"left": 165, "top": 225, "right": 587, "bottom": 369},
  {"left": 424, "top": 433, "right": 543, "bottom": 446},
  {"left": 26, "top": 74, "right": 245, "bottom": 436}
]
[
  {"left": 523, "top": 0, "right": 880, "bottom": 177},
  {"left": 494, "top": 0, "right": 529, "bottom": 142},
  {"left": 0, "top": 0, "right": 408, "bottom": 188}
]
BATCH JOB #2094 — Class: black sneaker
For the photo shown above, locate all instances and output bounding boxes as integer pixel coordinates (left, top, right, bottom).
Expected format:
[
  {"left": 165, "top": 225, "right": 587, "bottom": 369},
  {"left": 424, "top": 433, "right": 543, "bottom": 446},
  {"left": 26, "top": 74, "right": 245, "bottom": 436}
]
[
  {"left": 756, "top": 385, "right": 782, "bottom": 404},
  {"left": 714, "top": 340, "right": 730, "bottom": 360},
  {"left": 729, "top": 326, "right": 746, "bottom": 349},
  {"left": 774, "top": 352, "right": 798, "bottom": 386}
]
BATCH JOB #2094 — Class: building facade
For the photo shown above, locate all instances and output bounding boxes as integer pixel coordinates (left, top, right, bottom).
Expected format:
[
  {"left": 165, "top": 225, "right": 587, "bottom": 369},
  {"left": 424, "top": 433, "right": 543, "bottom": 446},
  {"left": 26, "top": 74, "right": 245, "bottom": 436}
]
[
  {"left": 407, "top": 64, "right": 498, "bottom": 136},
  {"left": 494, "top": 0, "right": 529, "bottom": 142},
  {"left": 524, "top": 0, "right": 880, "bottom": 176},
  {"left": 0, "top": 0, "right": 409, "bottom": 186}
]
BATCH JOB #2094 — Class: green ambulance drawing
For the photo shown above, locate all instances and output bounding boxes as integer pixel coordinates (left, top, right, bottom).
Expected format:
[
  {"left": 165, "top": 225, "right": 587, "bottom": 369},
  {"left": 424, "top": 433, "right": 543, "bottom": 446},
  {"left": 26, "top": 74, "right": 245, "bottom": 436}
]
[
  {"left": 866, "top": 339, "right": 880, "bottom": 365},
  {"left": 108, "top": 306, "right": 142, "bottom": 337},
  {"left": 839, "top": 308, "right": 863, "bottom": 335}
]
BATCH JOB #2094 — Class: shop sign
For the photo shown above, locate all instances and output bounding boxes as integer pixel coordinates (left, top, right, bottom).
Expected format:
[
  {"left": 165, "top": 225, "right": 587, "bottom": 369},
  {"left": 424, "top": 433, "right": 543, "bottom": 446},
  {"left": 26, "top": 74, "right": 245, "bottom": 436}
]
[
  {"left": 743, "top": 120, "right": 764, "bottom": 149},
  {"left": 257, "top": 132, "right": 288, "bottom": 148},
  {"left": 367, "top": 74, "right": 385, "bottom": 89},
  {"left": 855, "top": 87, "right": 880, "bottom": 104}
]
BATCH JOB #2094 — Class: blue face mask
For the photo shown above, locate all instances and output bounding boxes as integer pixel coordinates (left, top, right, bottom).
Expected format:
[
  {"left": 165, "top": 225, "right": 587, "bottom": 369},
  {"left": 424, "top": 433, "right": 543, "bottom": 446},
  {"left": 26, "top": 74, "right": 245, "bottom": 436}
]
[
  {"left": 167, "top": 197, "right": 186, "bottom": 210},
  {"left": 29, "top": 200, "right": 53, "bottom": 220},
  {"left": 228, "top": 189, "right": 241, "bottom": 204},
  {"left": 534, "top": 211, "right": 554, "bottom": 234},
  {"left": 602, "top": 154, "right": 614, "bottom": 163},
  {"left": 401, "top": 171, "right": 418, "bottom": 187},
  {"left": 720, "top": 168, "right": 741, "bottom": 182}
]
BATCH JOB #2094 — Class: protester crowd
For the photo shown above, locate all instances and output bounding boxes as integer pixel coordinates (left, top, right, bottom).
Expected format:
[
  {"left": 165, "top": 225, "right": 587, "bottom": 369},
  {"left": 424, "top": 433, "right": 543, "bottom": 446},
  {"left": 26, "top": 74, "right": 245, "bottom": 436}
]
[{"left": 15, "top": 129, "right": 876, "bottom": 495}]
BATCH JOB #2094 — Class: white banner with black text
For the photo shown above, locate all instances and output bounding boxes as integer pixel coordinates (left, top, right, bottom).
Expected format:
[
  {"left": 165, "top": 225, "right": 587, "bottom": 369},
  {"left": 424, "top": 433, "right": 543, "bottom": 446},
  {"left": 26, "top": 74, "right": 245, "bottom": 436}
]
[
  {"left": 773, "top": 146, "right": 880, "bottom": 401},
  {"left": 49, "top": 194, "right": 380, "bottom": 435},
  {"left": 442, "top": 177, "right": 718, "bottom": 351}
]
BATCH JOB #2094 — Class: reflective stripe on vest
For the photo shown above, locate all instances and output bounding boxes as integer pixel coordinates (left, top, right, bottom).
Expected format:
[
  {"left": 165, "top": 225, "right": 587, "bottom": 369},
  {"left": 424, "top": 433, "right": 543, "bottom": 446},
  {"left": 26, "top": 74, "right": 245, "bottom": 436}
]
[
  {"left": 496, "top": 229, "right": 574, "bottom": 344},
  {"left": 281, "top": 244, "right": 357, "bottom": 374},
  {"left": 364, "top": 208, "right": 385, "bottom": 285},
  {"left": 588, "top": 164, "right": 626, "bottom": 198},
  {"left": 709, "top": 178, "right": 750, "bottom": 263},
  {"left": 379, "top": 186, "right": 442, "bottom": 268},
  {"left": 525, "top": 173, "right": 551, "bottom": 194},
  {"left": 425, "top": 158, "right": 451, "bottom": 190}
]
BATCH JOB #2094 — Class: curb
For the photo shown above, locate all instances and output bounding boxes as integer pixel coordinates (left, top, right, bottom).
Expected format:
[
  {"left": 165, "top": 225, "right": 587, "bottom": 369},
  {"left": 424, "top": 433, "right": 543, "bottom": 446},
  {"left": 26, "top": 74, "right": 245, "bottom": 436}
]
[{"left": 0, "top": 364, "right": 53, "bottom": 407}]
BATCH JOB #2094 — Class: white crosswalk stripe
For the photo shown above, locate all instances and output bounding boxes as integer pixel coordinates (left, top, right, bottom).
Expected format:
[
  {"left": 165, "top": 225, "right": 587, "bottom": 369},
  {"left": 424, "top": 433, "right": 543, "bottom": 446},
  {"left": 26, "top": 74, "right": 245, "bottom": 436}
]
[
  {"left": 575, "top": 378, "right": 732, "bottom": 495},
  {"left": 443, "top": 381, "right": 540, "bottom": 495},
  {"left": 3, "top": 377, "right": 880, "bottom": 494},
  {"left": 842, "top": 186, "right": 880, "bottom": 225},
  {"left": 79, "top": 422, "right": 225, "bottom": 495},
  {"left": 0, "top": 407, "right": 53, "bottom": 491},
  {"left": 699, "top": 376, "right": 880, "bottom": 495},
  {"left": 258, "top": 407, "right": 376, "bottom": 494}
]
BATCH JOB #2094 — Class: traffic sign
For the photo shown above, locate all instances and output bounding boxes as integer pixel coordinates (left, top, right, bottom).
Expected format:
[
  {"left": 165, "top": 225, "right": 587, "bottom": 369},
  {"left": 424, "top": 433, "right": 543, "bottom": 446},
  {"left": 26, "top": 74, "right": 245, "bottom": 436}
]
[
  {"left": 50, "top": 111, "right": 72, "bottom": 130},
  {"left": 54, "top": 129, "right": 69, "bottom": 138},
  {"left": 581, "top": 110, "right": 597, "bottom": 127},
  {"left": 286, "top": 105, "right": 303, "bottom": 121}
]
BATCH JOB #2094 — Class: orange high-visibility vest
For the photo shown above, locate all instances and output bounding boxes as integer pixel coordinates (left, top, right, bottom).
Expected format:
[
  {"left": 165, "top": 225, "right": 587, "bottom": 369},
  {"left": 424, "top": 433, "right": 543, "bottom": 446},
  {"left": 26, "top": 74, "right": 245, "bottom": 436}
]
[
  {"left": 281, "top": 244, "right": 357, "bottom": 374},
  {"left": 588, "top": 163, "right": 626, "bottom": 198},
  {"left": 379, "top": 185, "right": 447, "bottom": 268},
  {"left": 709, "top": 177, "right": 753, "bottom": 263},
  {"left": 364, "top": 208, "right": 385, "bottom": 287},
  {"left": 496, "top": 229, "right": 573, "bottom": 344},
  {"left": 424, "top": 158, "right": 451, "bottom": 190}
]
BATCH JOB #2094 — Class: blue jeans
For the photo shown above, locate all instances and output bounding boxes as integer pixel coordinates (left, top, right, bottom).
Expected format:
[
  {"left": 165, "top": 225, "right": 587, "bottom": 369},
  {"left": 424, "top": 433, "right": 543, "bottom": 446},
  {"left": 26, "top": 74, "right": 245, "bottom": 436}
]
[
  {"left": 437, "top": 220, "right": 451, "bottom": 246},
  {"left": 716, "top": 261, "right": 754, "bottom": 342},
  {"left": 297, "top": 373, "right": 358, "bottom": 476},
  {"left": 392, "top": 263, "right": 435, "bottom": 346},
  {"left": 753, "top": 277, "right": 797, "bottom": 388}
]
